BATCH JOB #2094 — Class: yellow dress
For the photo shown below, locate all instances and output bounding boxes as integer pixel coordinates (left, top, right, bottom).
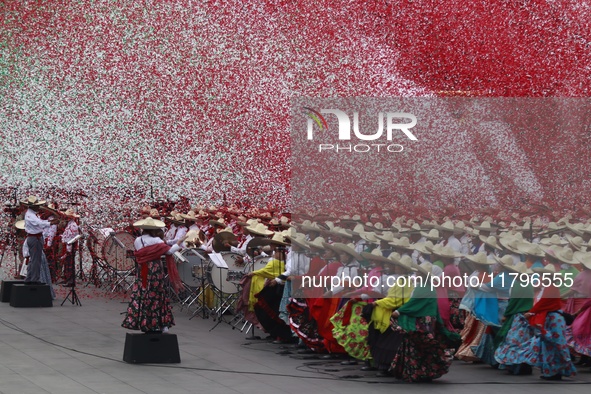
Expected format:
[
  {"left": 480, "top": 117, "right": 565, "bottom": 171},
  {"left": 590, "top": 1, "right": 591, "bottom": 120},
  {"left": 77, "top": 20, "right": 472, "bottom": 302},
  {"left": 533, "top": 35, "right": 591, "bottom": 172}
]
[
  {"left": 371, "top": 278, "right": 414, "bottom": 333},
  {"left": 248, "top": 258, "right": 285, "bottom": 311}
]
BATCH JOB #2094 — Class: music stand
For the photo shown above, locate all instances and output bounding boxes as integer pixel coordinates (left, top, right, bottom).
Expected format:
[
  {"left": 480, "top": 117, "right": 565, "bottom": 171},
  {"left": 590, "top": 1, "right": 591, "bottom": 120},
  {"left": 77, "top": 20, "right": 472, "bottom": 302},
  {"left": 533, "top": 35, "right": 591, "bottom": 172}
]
[{"left": 61, "top": 234, "right": 83, "bottom": 306}]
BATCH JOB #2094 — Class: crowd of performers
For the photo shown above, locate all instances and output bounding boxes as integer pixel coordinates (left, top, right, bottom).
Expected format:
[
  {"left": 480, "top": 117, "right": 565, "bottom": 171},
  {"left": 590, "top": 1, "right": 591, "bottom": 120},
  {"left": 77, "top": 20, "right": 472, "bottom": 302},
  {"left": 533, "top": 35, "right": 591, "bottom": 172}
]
[
  {"left": 8, "top": 196, "right": 591, "bottom": 382},
  {"left": 129, "top": 204, "right": 591, "bottom": 382}
]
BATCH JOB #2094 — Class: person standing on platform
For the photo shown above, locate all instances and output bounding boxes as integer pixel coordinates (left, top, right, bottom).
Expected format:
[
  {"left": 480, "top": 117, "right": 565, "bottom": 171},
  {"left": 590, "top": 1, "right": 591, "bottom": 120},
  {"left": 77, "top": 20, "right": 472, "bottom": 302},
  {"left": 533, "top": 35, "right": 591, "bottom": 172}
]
[
  {"left": 21, "top": 196, "right": 58, "bottom": 299},
  {"left": 122, "top": 218, "right": 186, "bottom": 333}
]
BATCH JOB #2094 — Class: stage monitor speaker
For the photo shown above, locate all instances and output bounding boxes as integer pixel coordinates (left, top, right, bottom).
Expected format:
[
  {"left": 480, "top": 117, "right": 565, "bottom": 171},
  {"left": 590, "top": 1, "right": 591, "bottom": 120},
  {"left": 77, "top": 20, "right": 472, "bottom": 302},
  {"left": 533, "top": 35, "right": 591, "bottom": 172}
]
[
  {"left": 9, "top": 283, "right": 53, "bottom": 307},
  {"left": 123, "top": 332, "right": 181, "bottom": 364},
  {"left": 1, "top": 280, "right": 25, "bottom": 303}
]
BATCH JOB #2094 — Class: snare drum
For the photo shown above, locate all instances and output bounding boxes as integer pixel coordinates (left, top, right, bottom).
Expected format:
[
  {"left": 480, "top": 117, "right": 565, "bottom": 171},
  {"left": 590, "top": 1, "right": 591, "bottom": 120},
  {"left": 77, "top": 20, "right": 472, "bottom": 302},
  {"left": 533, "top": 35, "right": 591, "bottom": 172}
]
[
  {"left": 207, "top": 252, "right": 244, "bottom": 294},
  {"left": 176, "top": 248, "right": 205, "bottom": 288}
]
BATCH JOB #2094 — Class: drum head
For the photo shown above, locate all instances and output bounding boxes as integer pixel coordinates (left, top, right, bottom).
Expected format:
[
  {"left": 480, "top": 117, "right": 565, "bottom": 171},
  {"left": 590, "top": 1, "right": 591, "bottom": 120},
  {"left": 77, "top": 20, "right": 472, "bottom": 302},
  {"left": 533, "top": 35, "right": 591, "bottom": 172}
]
[
  {"left": 102, "top": 231, "right": 135, "bottom": 271},
  {"left": 176, "top": 248, "right": 205, "bottom": 288},
  {"left": 86, "top": 228, "right": 112, "bottom": 260},
  {"left": 253, "top": 255, "right": 270, "bottom": 271},
  {"left": 208, "top": 252, "right": 245, "bottom": 294}
]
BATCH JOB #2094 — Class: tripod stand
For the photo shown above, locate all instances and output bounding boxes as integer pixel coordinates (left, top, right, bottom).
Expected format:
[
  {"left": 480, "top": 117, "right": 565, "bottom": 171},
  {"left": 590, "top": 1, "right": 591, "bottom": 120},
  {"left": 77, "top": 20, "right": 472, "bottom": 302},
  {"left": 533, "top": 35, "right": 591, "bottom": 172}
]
[{"left": 61, "top": 245, "right": 81, "bottom": 306}]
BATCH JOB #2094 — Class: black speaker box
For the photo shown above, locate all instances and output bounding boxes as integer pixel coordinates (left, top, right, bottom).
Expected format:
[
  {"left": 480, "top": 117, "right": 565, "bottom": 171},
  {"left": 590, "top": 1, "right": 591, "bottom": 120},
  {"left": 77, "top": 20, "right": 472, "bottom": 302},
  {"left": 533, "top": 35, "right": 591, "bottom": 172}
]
[
  {"left": 1, "top": 280, "right": 25, "bottom": 303},
  {"left": 123, "top": 332, "right": 181, "bottom": 364},
  {"left": 9, "top": 283, "right": 53, "bottom": 308}
]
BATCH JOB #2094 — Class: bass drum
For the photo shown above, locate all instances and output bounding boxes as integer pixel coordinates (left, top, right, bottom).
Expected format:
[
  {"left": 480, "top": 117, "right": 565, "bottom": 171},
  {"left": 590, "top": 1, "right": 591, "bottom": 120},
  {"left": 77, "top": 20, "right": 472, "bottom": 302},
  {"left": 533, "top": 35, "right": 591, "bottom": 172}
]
[
  {"left": 102, "top": 231, "right": 136, "bottom": 271},
  {"left": 207, "top": 252, "right": 245, "bottom": 294},
  {"left": 176, "top": 248, "right": 206, "bottom": 288},
  {"left": 86, "top": 228, "right": 114, "bottom": 260},
  {"left": 253, "top": 255, "right": 270, "bottom": 272}
]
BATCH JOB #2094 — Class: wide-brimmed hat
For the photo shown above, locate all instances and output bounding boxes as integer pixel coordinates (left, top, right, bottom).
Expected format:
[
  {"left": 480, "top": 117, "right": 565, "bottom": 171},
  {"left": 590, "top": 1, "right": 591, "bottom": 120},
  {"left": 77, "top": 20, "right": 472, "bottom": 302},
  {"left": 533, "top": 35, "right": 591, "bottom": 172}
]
[
  {"left": 494, "top": 255, "right": 519, "bottom": 273},
  {"left": 552, "top": 246, "right": 575, "bottom": 265},
  {"left": 517, "top": 242, "right": 545, "bottom": 258},
  {"left": 14, "top": 220, "right": 25, "bottom": 230},
  {"left": 213, "top": 229, "right": 237, "bottom": 252},
  {"left": 301, "top": 222, "right": 323, "bottom": 233},
  {"left": 63, "top": 208, "right": 80, "bottom": 219},
  {"left": 499, "top": 236, "right": 522, "bottom": 254},
  {"left": 420, "top": 228, "right": 440, "bottom": 241},
  {"left": 574, "top": 252, "right": 591, "bottom": 270},
  {"left": 166, "top": 213, "right": 186, "bottom": 225},
  {"left": 331, "top": 243, "right": 363, "bottom": 262},
  {"left": 464, "top": 252, "right": 494, "bottom": 265},
  {"left": 390, "top": 237, "right": 414, "bottom": 251},
  {"left": 376, "top": 231, "right": 397, "bottom": 243},
  {"left": 427, "top": 244, "right": 462, "bottom": 259},
  {"left": 268, "top": 232, "right": 289, "bottom": 246},
  {"left": 565, "top": 223, "right": 586, "bottom": 237},
  {"left": 400, "top": 223, "right": 422, "bottom": 235},
  {"left": 539, "top": 234, "right": 568, "bottom": 246},
  {"left": 386, "top": 254, "right": 417, "bottom": 272},
  {"left": 538, "top": 222, "right": 565, "bottom": 236},
  {"left": 360, "top": 248, "right": 392, "bottom": 264},
  {"left": 532, "top": 264, "right": 557, "bottom": 274},
  {"left": 513, "top": 262, "right": 533, "bottom": 275},
  {"left": 181, "top": 211, "right": 199, "bottom": 221},
  {"left": 416, "top": 261, "right": 433, "bottom": 277},
  {"left": 411, "top": 241, "right": 433, "bottom": 255},
  {"left": 21, "top": 195, "right": 46, "bottom": 206},
  {"left": 474, "top": 220, "right": 496, "bottom": 232},
  {"left": 307, "top": 237, "right": 326, "bottom": 250},
  {"left": 479, "top": 235, "right": 502, "bottom": 250},
  {"left": 246, "top": 223, "right": 274, "bottom": 236},
  {"left": 286, "top": 233, "right": 309, "bottom": 249},
  {"left": 565, "top": 235, "right": 587, "bottom": 252},
  {"left": 360, "top": 231, "right": 380, "bottom": 244},
  {"left": 209, "top": 218, "right": 227, "bottom": 228},
  {"left": 436, "top": 220, "right": 457, "bottom": 233},
  {"left": 134, "top": 218, "right": 166, "bottom": 230}
]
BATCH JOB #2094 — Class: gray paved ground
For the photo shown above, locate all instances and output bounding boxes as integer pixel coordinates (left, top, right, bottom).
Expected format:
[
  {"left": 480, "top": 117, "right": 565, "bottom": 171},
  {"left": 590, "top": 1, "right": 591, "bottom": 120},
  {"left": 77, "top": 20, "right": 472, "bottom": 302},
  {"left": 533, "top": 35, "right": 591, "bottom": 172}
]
[{"left": 0, "top": 284, "right": 589, "bottom": 394}]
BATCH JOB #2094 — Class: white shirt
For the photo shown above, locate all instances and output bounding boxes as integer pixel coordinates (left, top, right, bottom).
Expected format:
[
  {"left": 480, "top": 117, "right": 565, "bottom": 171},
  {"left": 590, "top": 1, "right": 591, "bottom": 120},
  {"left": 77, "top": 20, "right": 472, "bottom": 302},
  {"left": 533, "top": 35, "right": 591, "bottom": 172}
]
[
  {"left": 276, "top": 251, "right": 310, "bottom": 284},
  {"left": 166, "top": 226, "right": 187, "bottom": 246},
  {"left": 134, "top": 234, "right": 181, "bottom": 254},
  {"left": 331, "top": 261, "right": 360, "bottom": 294},
  {"left": 43, "top": 215, "right": 57, "bottom": 246},
  {"left": 231, "top": 234, "right": 253, "bottom": 256},
  {"left": 24, "top": 208, "right": 51, "bottom": 235},
  {"left": 61, "top": 220, "right": 80, "bottom": 253}
]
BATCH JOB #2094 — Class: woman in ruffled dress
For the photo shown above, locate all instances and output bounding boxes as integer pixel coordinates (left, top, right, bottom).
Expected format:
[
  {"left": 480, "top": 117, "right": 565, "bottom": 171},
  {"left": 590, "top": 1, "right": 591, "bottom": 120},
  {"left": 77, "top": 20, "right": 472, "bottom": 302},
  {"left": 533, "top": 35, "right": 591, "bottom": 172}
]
[{"left": 390, "top": 262, "right": 461, "bottom": 382}]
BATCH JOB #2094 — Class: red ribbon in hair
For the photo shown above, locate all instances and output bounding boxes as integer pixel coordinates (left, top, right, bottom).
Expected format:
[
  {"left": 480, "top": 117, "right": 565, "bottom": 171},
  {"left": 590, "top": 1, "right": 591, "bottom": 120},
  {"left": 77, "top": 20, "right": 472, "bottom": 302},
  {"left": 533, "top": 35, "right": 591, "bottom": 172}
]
[{"left": 134, "top": 243, "right": 184, "bottom": 293}]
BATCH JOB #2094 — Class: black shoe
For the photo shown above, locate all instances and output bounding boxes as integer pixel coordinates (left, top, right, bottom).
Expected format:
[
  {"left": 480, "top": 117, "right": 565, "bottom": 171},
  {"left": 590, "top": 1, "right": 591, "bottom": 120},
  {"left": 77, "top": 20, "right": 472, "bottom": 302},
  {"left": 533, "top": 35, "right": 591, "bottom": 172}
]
[
  {"left": 540, "top": 374, "right": 562, "bottom": 381},
  {"left": 297, "top": 349, "right": 315, "bottom": 354},
  {"left": 340, "top": 360, "right": 358, "bottom": 365},
  {"left": 376, "top": 370, "right": 392, "bottom": 377}
]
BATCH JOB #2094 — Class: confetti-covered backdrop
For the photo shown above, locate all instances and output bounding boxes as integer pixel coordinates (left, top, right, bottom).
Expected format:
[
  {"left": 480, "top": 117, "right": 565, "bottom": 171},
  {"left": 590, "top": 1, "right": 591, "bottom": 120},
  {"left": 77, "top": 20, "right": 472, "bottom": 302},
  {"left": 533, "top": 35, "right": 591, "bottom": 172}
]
[{"left": 1, "top": 0, "right": 590, "bottom": 225}]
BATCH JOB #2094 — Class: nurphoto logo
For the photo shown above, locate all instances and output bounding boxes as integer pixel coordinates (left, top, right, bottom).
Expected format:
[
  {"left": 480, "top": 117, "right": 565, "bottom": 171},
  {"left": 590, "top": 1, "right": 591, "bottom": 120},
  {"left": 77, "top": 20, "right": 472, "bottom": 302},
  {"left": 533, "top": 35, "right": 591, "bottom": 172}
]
[{"left": 304, "top": 107, "right": 418, "bottom": 153}]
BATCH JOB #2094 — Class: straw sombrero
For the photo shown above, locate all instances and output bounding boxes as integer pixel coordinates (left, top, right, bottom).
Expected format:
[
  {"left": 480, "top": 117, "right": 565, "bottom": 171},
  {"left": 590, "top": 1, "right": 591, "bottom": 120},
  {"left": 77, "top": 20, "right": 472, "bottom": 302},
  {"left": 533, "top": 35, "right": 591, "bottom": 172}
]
[
  {"left": 133, "top": 218, "right": 166, "bottom": 229},
  {"left": 493, "top": 255, "right": 519, "bottom": 273},
  {"left": 420, "top": 228, "right": 440, "bottom": 241},
  {"left": 21, "top": 195, "right": 46, "bottom": 206},
  {"left": 360, "top": 248, "right": 392, "bottom": 264},
  {"left": 464, "top": 252, "right": 494, "bottom": 265},
  {"left": 478, "top": 235, "right": 502, "bottom": 250},
  {"left": 246, "top": 223, "right": 274, "bottom": 236},
  {"left": 331, "top": 243, "right": 363, "bottom": 262}
]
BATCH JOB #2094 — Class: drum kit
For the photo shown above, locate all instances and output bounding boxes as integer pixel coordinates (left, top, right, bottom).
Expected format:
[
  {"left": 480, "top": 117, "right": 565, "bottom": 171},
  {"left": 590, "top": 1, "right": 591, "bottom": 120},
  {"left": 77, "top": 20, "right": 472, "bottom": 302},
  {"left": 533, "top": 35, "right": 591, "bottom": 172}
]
[{"left": 174, "top": 248, "right": 252, "bottom": 327}]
